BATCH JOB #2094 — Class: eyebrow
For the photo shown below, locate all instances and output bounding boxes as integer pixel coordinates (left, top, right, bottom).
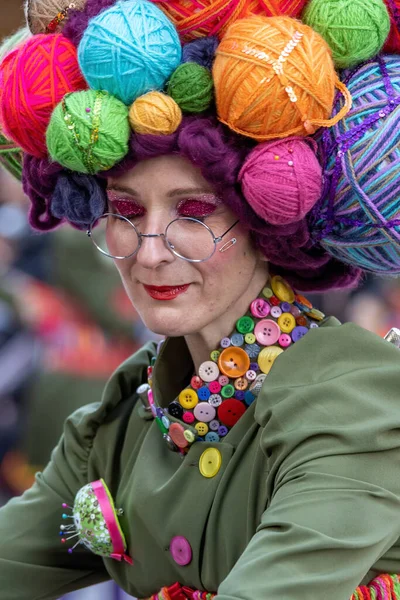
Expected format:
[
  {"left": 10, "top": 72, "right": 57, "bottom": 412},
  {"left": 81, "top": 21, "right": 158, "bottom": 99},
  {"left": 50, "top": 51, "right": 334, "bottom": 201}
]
[{"left": 107, "top": 184, "right": 214, "bottom": 198}]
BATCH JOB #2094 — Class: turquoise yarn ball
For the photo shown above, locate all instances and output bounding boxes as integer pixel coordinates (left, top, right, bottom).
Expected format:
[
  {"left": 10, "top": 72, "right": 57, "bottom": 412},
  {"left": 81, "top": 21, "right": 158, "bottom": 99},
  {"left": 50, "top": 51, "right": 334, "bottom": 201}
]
[
  {"left": 313, "top": 55, "right": 400, "bottom": 275},
  {"left": 78, "top": 0, "right": 182, "bottom": 105}
]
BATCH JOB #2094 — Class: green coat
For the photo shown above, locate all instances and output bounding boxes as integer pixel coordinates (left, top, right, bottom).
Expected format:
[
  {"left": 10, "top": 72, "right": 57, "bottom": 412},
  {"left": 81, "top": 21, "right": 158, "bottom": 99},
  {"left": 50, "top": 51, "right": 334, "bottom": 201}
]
[{"left": 2, "top": 316, "right": 400, "bottom": 600}]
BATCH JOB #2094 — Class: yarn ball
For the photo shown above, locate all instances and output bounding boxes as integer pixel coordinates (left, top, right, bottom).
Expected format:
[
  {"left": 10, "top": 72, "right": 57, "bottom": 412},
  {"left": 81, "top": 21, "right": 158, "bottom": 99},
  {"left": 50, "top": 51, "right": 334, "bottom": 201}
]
[
  {"left": 25, "top": 0, "right": 87, "bottom": 34},
  {"left": 383, "top": 0, "right": 400, "bottom": 53},
  {"left": 213, "top": 16, "right": 351, "bottom": 141},
  {"left": 51, "top": 171, "right": 106, "bottom": 229},
  {"left": 0, "top": 27, "right": 31, "bottom": 62},
  {"left": 239, "top": 137, "right": 322, "bottom": 225},
  {"left": 0, "top": 133, "right": 24, "bottom": 182},
  {"left": 302, "top": 0, "right": 391, "bottom": 69},
  {"left": 0, "top": 34, "right": 87, "bottom": 159},
  {"left": 313, "top": 55, "right": 400, "bottom": 275},
  {"left": 62, "top": 0, "right": 117, "bottom": 46},
  {"left": 182, "top": 37, "right": 219, "bottom": 70},
  {"left": 78, "top": 0, "right": 182, "bottom": 106},
  {"left": 47, "top": 89, "right": 130, "bottom": 174},
  {"left": 167, "top": 63, "right": 214, "bottom": 113},
  {"left": 149, "top": 0, "right": 307, "bottom": 42},
  {"left": 129, "top": 92, "right": 182, "bottom": 135}
]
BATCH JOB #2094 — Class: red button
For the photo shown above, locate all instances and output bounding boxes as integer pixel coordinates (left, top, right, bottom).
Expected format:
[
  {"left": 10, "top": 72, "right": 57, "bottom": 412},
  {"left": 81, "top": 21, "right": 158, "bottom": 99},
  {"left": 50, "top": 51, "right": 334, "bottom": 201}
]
[
  {"left": 191, "top": 376, "right": 203, "bottom": 390},
  {"left": 169, "top": 423, "right": 189, "bottom": 448},
  {"left": 218, "top": 399, "right": 246, "bottom": 428}
]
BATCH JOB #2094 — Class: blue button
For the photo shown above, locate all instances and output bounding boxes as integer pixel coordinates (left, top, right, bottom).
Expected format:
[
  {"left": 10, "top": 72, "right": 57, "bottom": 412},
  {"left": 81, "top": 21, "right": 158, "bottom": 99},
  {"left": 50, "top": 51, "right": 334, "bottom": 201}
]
[
  {"left": 198, "top": 386, "right": 211, "bottom": 401},
  {"left": 209, "top": 419, "right": 220, "bottom": 431},
  {"left": 205, "top": 432, "right": 220, "bottom": 442},
  {"left": 292, "top": 326, "right": 309, "bottom": 342},
  {"left": 244, "top": 390, "right": 255, "bottom": 406},
  {"left": 218, "top": 425, "right": 228, "bottom": 437},
  {"left": 280, "top": 302, "right": 292, "bottom": 312},
  {"left": 244, "top": 343, "right": 260, "bottom": 359},
  {"left": 249, "top": 362, "right": 259, "bottom": 371},
  {"left": 234, "top": 390, "right": 245, "bottom": 400},
  {"left": 231, "top": 333, "right": 244, "bottom": 346}
]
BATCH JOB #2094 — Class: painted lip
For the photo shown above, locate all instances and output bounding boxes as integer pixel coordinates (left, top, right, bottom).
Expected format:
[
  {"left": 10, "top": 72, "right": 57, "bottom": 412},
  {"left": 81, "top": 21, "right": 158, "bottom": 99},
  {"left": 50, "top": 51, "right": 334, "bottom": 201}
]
[{"left": 142, "top": 284, "right": 191, "bottom": 301}]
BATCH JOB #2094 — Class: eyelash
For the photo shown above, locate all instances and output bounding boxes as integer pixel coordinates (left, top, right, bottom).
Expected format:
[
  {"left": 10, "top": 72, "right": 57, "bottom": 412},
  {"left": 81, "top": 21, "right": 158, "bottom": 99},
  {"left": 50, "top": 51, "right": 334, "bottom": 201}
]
[{"left": 106, "top": 193, "right": 219, "bottom": 221}]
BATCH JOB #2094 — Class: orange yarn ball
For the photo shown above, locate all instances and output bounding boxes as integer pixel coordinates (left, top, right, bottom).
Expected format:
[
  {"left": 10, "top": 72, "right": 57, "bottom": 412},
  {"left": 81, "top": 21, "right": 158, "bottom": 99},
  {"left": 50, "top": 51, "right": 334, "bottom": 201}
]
[
  {"left": 383, "top": 0, "right": 400, "bottom": 52},
  {"left": 0, "top": 34, "right": 87, "bottom": 159},
  {"left": 149, "top": 0, "right": 307, "bottom": 42},
  {"left": 213, "top": 16, "right": 349, "bottom": 141}
]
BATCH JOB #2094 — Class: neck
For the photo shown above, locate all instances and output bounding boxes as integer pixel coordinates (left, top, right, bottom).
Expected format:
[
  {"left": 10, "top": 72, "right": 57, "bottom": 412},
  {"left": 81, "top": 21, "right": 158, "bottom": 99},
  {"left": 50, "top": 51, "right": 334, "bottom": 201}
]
[{"left": 185, "top": 265, "right": 269, "bottom": 373}]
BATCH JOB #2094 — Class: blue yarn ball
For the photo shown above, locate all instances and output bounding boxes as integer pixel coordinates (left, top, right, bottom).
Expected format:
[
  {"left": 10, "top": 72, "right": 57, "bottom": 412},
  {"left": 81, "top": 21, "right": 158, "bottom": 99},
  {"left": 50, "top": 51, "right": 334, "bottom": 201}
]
[
  {"left": 312, "top": 55, "right": 400, "bottom": 275},
  {"left": 78, "top": 0, "right": 182, "bottom": 105}
]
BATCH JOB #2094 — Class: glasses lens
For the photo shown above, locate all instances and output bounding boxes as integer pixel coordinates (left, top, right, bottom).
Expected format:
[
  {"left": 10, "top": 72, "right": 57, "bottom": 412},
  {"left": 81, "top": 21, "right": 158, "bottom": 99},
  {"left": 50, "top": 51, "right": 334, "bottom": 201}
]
[
  {"left": 166, "top": 218, "right": 216, "bottom": 261},
  {"left": 90, "top": 213, "right": 140, "bottom": 259}
]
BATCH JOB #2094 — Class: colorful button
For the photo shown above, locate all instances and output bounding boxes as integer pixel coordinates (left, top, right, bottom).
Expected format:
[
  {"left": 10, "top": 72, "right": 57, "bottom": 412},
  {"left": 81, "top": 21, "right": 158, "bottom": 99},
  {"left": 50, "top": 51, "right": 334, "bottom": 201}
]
[
  {"left": 209, "top": 380, "right": 221, "bottom": 394},
  {"left": 210, "top": 350, "right": 220, "bottom": 362},
  {"left": 270, "top": 306, "right": 282, "bottom": 318},
  {"left": 244, "top": 390, "right": 255, "bottom": 406},
  {"left": 183, "top": 429, "right": 196, "bottom": 443},
  {"left": 198, "top": 361, "right": 220, "bottom": 382},
  {"left": 190, "top": 375, "right": 203, "bottom": 390},
  {"left": 279, "top": 333, "right": 292, "bottom": 348},
  {"left": 236, "top": 316, "right": 255, "bottom": 334},
  {"left": 209, "top": 419, "right": 220, "bottom": 431},
  {"left": 271, "top": 275, "right": 295, "bottom": 303},
  {"left": 292, "top": 325, "right": 309, "bottom": 342},
  {"left": 218, "top": 347, "right": 250, "bottom": 378},
  {"left": 195, "top": 422, "right": 209, "bottom": 436},
  {"left": 262, "top": 286, "right": 273, "bottom": 299},
  {"left": 183, "top": 411, "right": 195, "bottom": 424},
  {"left": 198, "top": 386, "right": 211, "bottom": 401},
  {"left": 218, "top": 425, "right": 228, "bottom": 436},
  {"left": 218, "top": 399, "right": 246, "bottom": 427},
  {"left": 168, "top": 401, "right": 184, "bottom": 419},
  {"left": 169, "top": 423, "right": 189, "bottom": 448},
  {"left": 209, "top": 394, "right": 222, "bottom": 407},
  {"left": 244, "top": 332, "right": 256, "bottom": 344},
  {"left": 221, "top": 384, "right": 235, "bottom": 398},
  {"left": 295, "top": 293, "right": 313, "bottom": 310},
  {"left": 290, "top": 305, "right": 301, "bottom": 318},
  {"left": 258, "top": 346, "right": 283, "bottom": 374},
  {"left": 218, "top": 375, "right": 229, "bottom": 386},
  {"left": 244, "top": 343, "right": 260, "bottom": 359},
  {"left": 170, "top": 536, "right": 192, "bottom": 566},
  {"left": 310, "top": 322, "right": 319, "bottom": 329},
  {"left": 162, "top": 415, "right": 170, "bottom": 429},
  {"left": 220, "top": 337, "right": 231, "bottom": 348},
  {"left": 205, "top": 432, "right": 220, "bottom": 443},
  {"left": 250, "top": 374, "right": 266, "bottom": 396},
  {"left": 269, "top": 296, "right": 280, "bottom": 306},
  {"left": 231, "top": 333, "right": 244, "bottom": 346},
  {"left": 199, "top": 447, "right": 222, "bottom": 478},
  {"left": 280, "top": 302, "right": 292, "bottom": 312},
  {"left": 278, "top": 312, "right": 296, "bottom": 333},
  {"left": 194, "top": 402, "right": 216, "bottom": 423},
  {"left": 250, "top": 298, "right": 270, "bottom": 318},
  {"left": 246, "top": 369, "right": 257, "bottom": 381},
  {"left": 249, "top": 362, "right": 259, "bottom": 371},
  {"left": 254, "top": 319, "right": 281, "bottom": 346},
  {"left": 307, "top": 308, "right": 325, "bottom": 321},
  {"left": 234, "top": 377, "right": 248, "bottom": 391},
  {"left": 179, "top": 389, "right": 198, "bottom": 409},
  {"left": 296, "top": 315, "right": 308, "bottom": 327},
  {"left": 235, "top": 390, "right": 245, "bottom": 400}
]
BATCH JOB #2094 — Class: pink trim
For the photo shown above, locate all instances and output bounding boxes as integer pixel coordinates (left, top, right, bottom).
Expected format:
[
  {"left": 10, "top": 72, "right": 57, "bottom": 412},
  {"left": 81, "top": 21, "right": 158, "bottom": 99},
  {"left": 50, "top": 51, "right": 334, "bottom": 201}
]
[
  {"left": 148, "top": 388, "right": 157, "bottom": 418},
  {"left": 92, "top": 480, "right": 133, "bottom": 565}
]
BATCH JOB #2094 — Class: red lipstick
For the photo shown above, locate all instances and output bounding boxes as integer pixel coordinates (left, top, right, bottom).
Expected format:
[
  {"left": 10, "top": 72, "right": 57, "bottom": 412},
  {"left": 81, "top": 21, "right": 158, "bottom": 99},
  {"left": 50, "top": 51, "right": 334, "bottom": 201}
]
[{"left": 143, "top": 284, "right": 190, "bottom": 301}]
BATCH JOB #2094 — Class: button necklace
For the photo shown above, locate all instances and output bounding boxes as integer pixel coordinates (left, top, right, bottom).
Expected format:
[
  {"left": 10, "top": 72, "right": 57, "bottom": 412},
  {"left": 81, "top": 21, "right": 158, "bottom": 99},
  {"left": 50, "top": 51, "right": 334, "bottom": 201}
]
[{"left": 143, "top": 275, "right": 325, "bottom": 454}]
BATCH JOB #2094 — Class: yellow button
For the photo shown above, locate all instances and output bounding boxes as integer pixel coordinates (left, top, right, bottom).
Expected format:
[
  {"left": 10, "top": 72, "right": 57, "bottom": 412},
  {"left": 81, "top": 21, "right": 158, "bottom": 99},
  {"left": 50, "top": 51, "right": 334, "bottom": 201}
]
[
  {"left": 277, "top": 312, "right": 296, "bottom": 333},
  {"left": 271, "top": 275, "right": 295, "bottom": 303},
  {"left": 183, "top": 429, "right": 196, "bottom": 443},
  {"left": 199, "top": 447, "right": 222, "bottom": 478},
  {"left": 258, "top": 346, "right": 283, "bottom": 374},
  {"left": 195, "top": 422, "right": 209, "bottom": 436},
  {"left": 244, "top": 332, "right": 256, "bottom": 344},
  {"left": 234, "top": 376, "right": 248, "bottom": 391},
  {"left": 178, "top": 389, "right": 199, "bottom": 409},
  {"left": 306, "top": 308, "right": 325, "bottom": 321}
]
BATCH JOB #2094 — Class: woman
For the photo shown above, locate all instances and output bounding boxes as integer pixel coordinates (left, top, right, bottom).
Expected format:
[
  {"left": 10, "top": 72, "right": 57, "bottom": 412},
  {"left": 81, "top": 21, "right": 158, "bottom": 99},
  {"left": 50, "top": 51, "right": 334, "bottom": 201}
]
[{"left": 1, "top": 0, "right": 400, "bottom": 598}]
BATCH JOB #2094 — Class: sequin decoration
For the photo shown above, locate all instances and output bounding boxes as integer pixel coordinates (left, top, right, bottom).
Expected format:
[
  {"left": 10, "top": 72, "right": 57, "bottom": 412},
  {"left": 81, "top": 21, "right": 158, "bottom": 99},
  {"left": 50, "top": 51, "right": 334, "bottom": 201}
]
[{"left": 46, "top": 2, "right": 76, "bottom": 33}]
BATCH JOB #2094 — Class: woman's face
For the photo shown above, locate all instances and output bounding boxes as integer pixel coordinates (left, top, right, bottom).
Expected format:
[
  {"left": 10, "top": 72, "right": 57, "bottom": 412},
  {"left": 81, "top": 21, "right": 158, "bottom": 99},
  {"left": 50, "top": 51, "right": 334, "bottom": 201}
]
[{"left": 106, "top": 154, "right": 268, "bottom": 337}]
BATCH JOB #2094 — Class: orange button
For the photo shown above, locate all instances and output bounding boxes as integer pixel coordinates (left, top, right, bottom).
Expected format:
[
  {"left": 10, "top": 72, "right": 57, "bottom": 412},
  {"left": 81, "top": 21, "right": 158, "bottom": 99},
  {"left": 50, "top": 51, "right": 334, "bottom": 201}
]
[
  {"left": 234, "top": 377, "right": 248, "bottom": 391},
  {"left": 218, "top": 347, "right": 250, "bottom": 378},
  {"left": 295, "top": 294, "right": 313, "bottom": 310}
]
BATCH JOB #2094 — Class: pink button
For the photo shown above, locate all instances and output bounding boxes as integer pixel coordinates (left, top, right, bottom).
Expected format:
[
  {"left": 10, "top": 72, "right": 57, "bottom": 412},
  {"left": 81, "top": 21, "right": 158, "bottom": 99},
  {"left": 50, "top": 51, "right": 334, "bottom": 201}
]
[
  {"left": 209, "top": 380, "right": 221, "bottom": 394},
  {"left": 183, "top": 411, "right": 195, "bottom": 424},
  {"left": 218, "top": 375, "right": 229, "bottom": 386},
  {"left": 254, "top": 319, "right": 281, "bottom": 346},
  {"left": 290, "top": 305, "right": 301, "bottom": 318},
  {"left": 250, "top": 298, "right": 270, "bottom": 319},
  {"left": 245, "top": 369, "right": 257, "bottom": 381},
  {"left": 193, "top": 402, "right": 216, "bottom": 423},
  {"left": 170, "top": 536, "right": 192, "bottom": 566},
  {"left": 279, "top": 333, "right": 292, "bottom": 348}
]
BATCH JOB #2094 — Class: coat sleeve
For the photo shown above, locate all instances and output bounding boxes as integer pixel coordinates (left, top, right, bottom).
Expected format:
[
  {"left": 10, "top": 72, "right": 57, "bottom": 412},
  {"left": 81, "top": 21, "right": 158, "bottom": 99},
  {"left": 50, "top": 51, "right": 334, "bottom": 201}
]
[
  {"left": 215, "top": 323, "right": 400, "bottom": 600},
  {"left": 0, "top": 341, "right": 157, "bottom": 600}
]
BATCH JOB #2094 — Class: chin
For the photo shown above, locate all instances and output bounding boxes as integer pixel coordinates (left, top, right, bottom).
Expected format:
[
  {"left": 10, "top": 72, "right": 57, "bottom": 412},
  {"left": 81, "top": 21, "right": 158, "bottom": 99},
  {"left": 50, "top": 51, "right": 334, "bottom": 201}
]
[{"left": 140, "top": 310, "right": 193, "bottom": 338}]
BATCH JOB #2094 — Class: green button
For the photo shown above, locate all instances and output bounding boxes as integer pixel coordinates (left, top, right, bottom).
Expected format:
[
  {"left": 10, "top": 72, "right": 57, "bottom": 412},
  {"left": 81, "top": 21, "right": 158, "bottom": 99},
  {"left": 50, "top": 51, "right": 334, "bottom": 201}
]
[
  {"left": 155, "top": 417, "right": 168, "bottom": 435},
  {"left": 210, "top": 350, "right": 220, "bottom": 362},
  {"left": 236, "top": 316, "right": 255, "bottom": 334},
  {"left": 262, "top": 286, "right": 273, "bottom": 299},
  {"left": 221, "top": 384, "right": 235, "bottom": 398},
  {"left": 151, "top": 356, "right": 157, "bottom": 366}
]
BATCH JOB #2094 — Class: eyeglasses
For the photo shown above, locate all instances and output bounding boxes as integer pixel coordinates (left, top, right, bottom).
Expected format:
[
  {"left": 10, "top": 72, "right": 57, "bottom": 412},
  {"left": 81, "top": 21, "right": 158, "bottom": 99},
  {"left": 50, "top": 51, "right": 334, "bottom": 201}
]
[{"left": 87, "top": 213, "right": 240, "bottom": 263}]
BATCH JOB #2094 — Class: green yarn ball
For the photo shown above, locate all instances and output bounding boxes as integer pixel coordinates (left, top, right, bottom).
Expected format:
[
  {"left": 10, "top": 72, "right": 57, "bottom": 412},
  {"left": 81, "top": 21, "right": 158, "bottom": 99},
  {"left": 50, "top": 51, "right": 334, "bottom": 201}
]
[
  {"left": 46, "top": 90, "right": 130, "bottom": 174},
  {"left": 302, "top": 0, "right": 391, "bottom": 69},
  {"left": 167, "top": 63, "right": 213, "bottom": 113}
]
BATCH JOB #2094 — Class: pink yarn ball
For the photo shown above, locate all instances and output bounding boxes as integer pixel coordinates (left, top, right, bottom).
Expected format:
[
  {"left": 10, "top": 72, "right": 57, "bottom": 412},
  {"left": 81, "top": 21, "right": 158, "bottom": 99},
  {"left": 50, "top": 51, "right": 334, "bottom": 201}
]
[
  {"left": 0, "top": 34, "right": 87, "bottom": 158},
  {"left": 238, "top": 137, "right": 322, "bottom": 226}
]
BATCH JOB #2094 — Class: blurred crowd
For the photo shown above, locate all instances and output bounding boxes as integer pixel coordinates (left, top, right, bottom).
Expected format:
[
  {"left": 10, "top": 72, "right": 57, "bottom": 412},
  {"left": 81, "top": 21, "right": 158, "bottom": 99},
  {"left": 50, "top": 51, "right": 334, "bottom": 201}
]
[{"left": 0, "top": 164, "right": 399, "bottom": 599}]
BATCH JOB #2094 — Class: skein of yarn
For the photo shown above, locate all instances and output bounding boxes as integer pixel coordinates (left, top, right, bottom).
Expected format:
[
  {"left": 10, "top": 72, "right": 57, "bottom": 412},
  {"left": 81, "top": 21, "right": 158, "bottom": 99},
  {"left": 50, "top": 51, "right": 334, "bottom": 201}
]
[
  {"left": 167, "top": 63, "right": 214, "bottom": 113},
  {"left": 213, "top": 16, "right": 352, "bottom": 140},
  {"left": 302, "top": 0, "right": 391, "bottom": 69},
  {"left": 25, "top": 0, "right": 87, "bottom": 34},
  {"left": 0, "top": 34, "right": 87, "bottom": 158},
  {"left": 239, "top": 137, "right": 322, "bottom": 225},
  {"left": 78, "top": 0, "right": 182, "bottom": 105},
  {"left": 312, "top": 55, "right": 400, "bottom": 274},
  {"left": 129, "top": 92, "right": 182, "bottom": 135}
]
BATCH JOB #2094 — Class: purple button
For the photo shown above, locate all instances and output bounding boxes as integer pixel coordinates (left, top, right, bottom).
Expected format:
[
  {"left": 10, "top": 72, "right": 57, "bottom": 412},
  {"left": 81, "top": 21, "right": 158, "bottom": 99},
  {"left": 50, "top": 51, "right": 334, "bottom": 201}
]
[
  {"left": 235, "top": 390, "right": 245, "bottom": 400},
  {"left": 218, "top": 425, "right": 228, "bottom": 437},
  {"left": 290, "top": 305, "right": 301, "bottom": 318},
  {"left": 193, "top": 402, "right": 216, "bottom": 423},
  {"left": 270, "top": 306, "right": 282, "bottom": 318},
  {"left": 170, "top": 536, "right": 192, "bottom": 566},
  {"left": 250, "top": 298, "right": 270, "bottom": 318},
  {"left": 280, "top": 302, "right": 292, "bottom": 312},
  {"left": 292, "top": 326, "right": 309, "bottom": 342},
  {"left": 209, "top": 419, "right": 220, "bottom": 431},
  {"left": 249, "top": 362, "right": 259, "bottom": 371},
  {"left": 221, "top": 337, "right": 231, "bottom": 348}
]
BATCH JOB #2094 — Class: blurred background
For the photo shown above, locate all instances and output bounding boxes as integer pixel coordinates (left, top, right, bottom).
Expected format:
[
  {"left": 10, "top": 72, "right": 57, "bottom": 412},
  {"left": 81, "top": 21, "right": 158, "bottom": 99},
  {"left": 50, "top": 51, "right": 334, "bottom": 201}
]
[{"left": 1, "top": 3, "right": 400, "bottom": 599}]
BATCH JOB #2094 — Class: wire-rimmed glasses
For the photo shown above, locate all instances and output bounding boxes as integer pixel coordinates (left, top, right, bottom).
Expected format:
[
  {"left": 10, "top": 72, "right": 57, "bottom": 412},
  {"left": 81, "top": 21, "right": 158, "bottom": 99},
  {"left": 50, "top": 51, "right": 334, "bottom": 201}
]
[{"left": 87, "top": 213, "right": 240, "bottom": 263}]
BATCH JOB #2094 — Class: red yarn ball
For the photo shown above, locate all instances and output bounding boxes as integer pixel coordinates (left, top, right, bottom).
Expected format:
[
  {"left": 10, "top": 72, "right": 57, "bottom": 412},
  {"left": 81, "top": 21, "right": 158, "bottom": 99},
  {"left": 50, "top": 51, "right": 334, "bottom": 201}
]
[
  {"left": 0, "top": 34, "right": 87, "bottom": 158},
  {"left": 238, "top": 137, "right": 322, "bottom": 226},
  {"left": 384, "top": 0, "right": 400, "bottom": 52}
]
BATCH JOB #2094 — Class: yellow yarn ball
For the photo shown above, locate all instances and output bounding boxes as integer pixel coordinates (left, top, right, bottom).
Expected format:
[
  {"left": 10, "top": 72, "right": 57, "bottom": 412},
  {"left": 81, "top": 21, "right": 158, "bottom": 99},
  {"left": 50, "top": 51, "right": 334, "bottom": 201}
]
[{"left": 129, "top": 91, "right": 182, "bottom": 135}]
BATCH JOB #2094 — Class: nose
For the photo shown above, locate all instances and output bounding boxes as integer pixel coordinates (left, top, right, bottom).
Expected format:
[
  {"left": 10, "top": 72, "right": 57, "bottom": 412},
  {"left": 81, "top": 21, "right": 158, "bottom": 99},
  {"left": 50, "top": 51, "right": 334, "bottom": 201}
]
[{"left": 135, "top": 230, "right": 176, "bottom": 269}]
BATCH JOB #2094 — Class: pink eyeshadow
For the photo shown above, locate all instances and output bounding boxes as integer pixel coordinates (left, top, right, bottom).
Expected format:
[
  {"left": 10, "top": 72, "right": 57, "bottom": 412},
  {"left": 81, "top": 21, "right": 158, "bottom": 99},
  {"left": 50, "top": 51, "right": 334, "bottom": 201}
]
[{"left": 178, "top": 198, "right": 219, "bottom": 218}]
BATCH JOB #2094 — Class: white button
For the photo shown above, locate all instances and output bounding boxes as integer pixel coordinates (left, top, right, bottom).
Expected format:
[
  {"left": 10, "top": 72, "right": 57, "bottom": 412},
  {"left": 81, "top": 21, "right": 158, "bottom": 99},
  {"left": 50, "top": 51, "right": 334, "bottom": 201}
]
[{"left": 198, "top": 361, "right": 220, "bottom": 382}]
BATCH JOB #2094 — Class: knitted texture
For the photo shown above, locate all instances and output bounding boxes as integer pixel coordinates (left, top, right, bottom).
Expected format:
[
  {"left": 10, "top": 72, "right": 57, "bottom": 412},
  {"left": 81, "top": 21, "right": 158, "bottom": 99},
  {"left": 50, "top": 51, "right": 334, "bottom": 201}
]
[
  {"left": 167, "top": 63, "right": 214, "bottom": 113},
  {"left": 181, "top": 36, "right": 219, "bottom": 69},
  {"left": 47, "top": 89, "right": 130, "bottom": 174},
  {"left": 0, "top": 26, "right": 31, "bottom": 61},
  {"left": 129, "top": 92, "right": 182, "bottom": 135},
  {"left": 312, "top": 55, "right": 400, "bottom": 275},
  {"left": 0, "top": 34, "right": 87, "bottom": 158},
  {"left": 148, "top": 0, "right": 307, "bottom": 42},
  {"left": 51, "top": 171, "right": 106, "bottom": 228},
  {"left": 239, "top": 137, "right": 322, "bottom": 225},
  {"left": 383, "top": 0, "right": 400, "bottom": 52},
  {"left": 62, "top": 0, "right": 116, "bottom": 46},
  {"left": 77, "top": 0, "right": 182, "bottom": 105},
  {"left": 25, "top": 0, "right": 87, "bottom": 34},
  {"left": 213, "top": 16, "right": 352, "bottom": 141},
  {"left": 303, "top": 0, "right": 391, "bottom": 69},
  {"left": 22, "top": 154, "right": 63, "bottom": 231}
]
